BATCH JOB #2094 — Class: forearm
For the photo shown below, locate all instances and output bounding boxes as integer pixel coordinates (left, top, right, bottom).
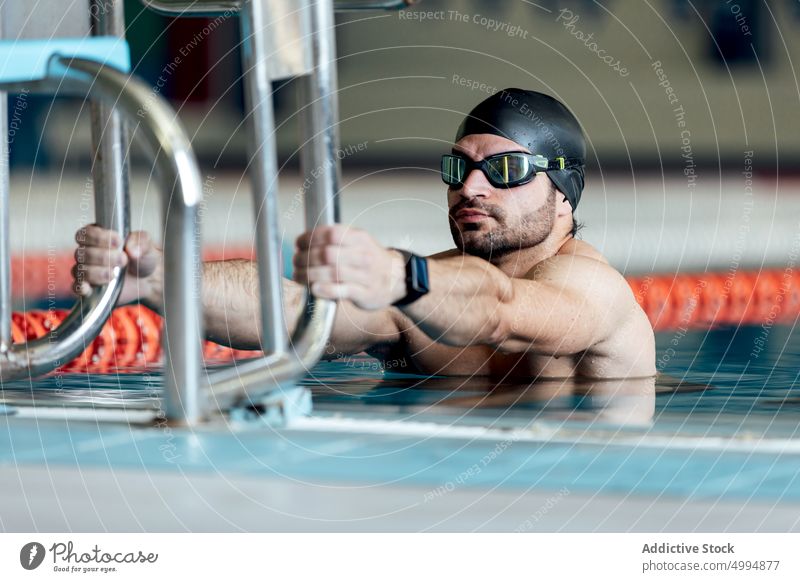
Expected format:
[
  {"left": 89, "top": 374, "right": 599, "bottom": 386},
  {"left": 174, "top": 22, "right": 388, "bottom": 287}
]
[
  {"left": 397, "top": 254, "right": 514, "bottom": 347},
  {"left": 146, "top": 258, "right": 399, "bottom": 354},
  {"left": 201, "top": 260, "right": 305, "bottom": 349},
  {"left": 202, "top": 260, "right": 405, "bottom": 355},
  {"left": 144, "top": 259, "right": 304, "bottom": 350}
]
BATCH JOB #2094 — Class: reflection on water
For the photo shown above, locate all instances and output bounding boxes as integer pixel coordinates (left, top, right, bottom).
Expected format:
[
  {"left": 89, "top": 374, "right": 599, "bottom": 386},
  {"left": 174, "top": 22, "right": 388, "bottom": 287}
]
[
  {"left": 303, "top": 364, "right": 712, "bottom": 427},
  {"left": 1, "top": 324, "right": 799, "bottom": 429}
]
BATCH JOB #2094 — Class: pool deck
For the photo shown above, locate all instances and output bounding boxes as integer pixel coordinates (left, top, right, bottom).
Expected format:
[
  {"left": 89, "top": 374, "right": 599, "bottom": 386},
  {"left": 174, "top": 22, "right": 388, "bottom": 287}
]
[{"left": 2, "top": 403, "right": 799, "bottom": 532}]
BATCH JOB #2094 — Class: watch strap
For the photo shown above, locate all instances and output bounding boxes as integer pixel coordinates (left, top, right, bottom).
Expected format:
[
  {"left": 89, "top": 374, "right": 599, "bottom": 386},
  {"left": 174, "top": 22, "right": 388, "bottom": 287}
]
[{"left": 391, "top": 249, "right": 430, "bottom": 306}]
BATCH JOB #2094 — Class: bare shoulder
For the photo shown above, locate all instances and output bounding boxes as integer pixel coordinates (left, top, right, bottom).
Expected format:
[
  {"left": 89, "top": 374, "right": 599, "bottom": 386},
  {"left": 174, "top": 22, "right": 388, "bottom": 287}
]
[
  {"left": 557, "top": 237, "right": 610, "bottom": 264},
  {"left": 428, "top": 248, "right": 462, "bottom": 260},
  {"left": 525, "top": 241, "right": 634, "bottom": 308}
]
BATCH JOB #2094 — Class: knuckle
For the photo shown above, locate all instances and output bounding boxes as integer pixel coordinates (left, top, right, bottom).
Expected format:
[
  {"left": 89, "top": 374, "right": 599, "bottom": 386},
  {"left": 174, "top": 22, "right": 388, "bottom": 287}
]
[{"left": 327, "top": 227, "right": 343, "bottom": 245}]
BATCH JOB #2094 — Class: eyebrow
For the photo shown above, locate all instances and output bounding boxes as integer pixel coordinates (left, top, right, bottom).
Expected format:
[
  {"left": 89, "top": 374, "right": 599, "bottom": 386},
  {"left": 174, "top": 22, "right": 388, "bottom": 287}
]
[{"left": 449, "top": 149, "right": 533, "bottom": 159}]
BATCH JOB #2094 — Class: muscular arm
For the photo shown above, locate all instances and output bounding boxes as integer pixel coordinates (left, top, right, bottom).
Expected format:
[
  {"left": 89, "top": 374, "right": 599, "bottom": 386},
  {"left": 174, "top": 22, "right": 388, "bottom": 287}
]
[
  {"left": 296, "top": 225, "right": 635, "bottom": 357},
  {"left": 146, "top": 257, "right": 401, "bottom": 355},
  {"left": 73, "top": 225, "right": 402, "bottom": 357},
  {"left": 397, "top": 253, "right": 634, "bottom": 355}
]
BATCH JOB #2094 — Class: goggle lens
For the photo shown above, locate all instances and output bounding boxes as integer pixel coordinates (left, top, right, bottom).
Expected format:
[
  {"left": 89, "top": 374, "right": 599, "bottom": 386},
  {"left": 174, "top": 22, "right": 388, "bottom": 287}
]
[
  {"left": 485, "top": 154, "right": 530, "bottom": 184},
  {"left": 441, "top": 152, "right": 551, "bottom": 188},
  {"left": 441, "top": 155, "right": 466, "bottom": 185}
]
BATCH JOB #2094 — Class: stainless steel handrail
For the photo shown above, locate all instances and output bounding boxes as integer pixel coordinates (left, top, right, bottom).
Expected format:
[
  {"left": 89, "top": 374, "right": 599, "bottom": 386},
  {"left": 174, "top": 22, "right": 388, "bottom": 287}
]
[
  {"left": 0, "top": 56, "right": 204, "bottom": 425},
  {"left": 142, "top": 0, "right": 417, "bottom": 15},
  {"left": 0, "top": 60, "right": 128, "bottom": 379},
  {"left": 65, "top": 57, "right": 206, "bottom": 425},
  {"left": 1, "top": 0, "right": 415, "bottom": 420},
  {"left": 90, "top": 0, "right": 131, "bottom": 270},
  {"left": 0, "top": 93, "right": 12, "bottom": 355},
  {"left": 205, "top": 0, "right": 339, "bottom": 409},
  {"left": 0, "top": 0, "right": 130, "bottom": 381},
  {"left": 151, "top": 0, "right": 411, "bottom": 409}
]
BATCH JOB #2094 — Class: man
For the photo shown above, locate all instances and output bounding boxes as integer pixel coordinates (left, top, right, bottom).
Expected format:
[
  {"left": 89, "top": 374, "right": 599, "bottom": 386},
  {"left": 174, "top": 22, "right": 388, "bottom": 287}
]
[{"left": 73, "top": 88, "right": 656, "bottom": 379}]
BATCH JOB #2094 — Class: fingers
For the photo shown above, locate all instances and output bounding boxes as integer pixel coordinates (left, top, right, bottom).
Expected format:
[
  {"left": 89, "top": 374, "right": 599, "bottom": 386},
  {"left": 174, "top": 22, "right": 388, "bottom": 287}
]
[
  {"left": 309, "top": 281, "right": 379, "bottom": 309},
  {"left": 295, "top": 225, "right": 368, "bottom": 250},
  {"left": 124, "top": 231, "right": 159, "bottom": 278},
  {"left": 72, "top": 280, "right": 91, "bottom": 298},
  {"left": 74, "top": 224, "right": 127, "bottom": 269},
  {"left": 293, "top": 264, "right": 373, "bottom": 287},
  {"left": 310, "top": 282, "right": 352, "bottom": 300},
  {"left": 124, "top": 231, "right": 151, "bottom": 260},
  {"left": 73, "top": 224, "right": 126, "bottom": 297},
  {"left": 292, "top": 226, "right": 394, "bottom": 310},
  {"left": 292, "top": 244, "right": 367, "bottom": 271},
  {"left": 72, "top": 225, "right": 162, "bottom": 308},
  {"left": 71, "top": 263, "right": 117, "bottom": 299},
  {"left": 75, "top": 223, "right": 122, "bottom": 249},
  {"left": 74, "top": 246, "right": 127, "bottom": 268}
]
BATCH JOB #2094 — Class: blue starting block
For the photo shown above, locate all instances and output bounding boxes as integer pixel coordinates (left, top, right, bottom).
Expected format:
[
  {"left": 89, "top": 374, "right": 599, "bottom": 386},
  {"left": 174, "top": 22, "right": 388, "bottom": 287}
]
[{"left": 0, "top": 36, "right": 130, "bottom": 85}]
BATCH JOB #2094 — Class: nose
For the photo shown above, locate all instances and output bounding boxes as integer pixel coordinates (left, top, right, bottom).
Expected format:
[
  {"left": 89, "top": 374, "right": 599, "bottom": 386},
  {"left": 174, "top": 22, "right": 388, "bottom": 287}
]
[{"left": 457, "top": 168, "right": 491, "bottom": 199}]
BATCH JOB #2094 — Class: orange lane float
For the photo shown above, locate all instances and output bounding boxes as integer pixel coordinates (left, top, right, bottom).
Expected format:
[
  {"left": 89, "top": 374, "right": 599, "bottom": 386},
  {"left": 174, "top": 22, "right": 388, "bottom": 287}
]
[{"left": 7, "top": 260, "right": 800, "bottom": 374}]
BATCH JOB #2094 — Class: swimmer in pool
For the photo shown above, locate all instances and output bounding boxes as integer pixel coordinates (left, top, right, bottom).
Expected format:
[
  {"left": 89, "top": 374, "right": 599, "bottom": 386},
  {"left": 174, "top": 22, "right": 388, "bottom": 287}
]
[{"left": 72, "top": 88, "right": 656, "bottom": 379}]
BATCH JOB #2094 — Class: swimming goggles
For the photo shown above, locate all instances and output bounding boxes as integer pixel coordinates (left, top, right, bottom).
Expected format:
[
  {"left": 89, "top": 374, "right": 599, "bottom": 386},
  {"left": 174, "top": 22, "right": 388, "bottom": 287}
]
[{"left": 441, "top": 151, "right": 582, "bottom": 188}]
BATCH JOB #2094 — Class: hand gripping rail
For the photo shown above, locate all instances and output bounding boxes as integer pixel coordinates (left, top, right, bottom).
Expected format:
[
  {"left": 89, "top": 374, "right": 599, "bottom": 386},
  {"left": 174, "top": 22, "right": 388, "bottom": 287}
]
[
  {"left": 148, "top": 0, "right": 343, "bottom": 414},
  {"left": 142, "top": 0, "right": 419, "bottom": 415},
  {"left": 138, "top": 0, "right": 417, "bottom": 416},
  {"left": 0, "top": 36, "right": 205, "bottom": 425},
  {"left": 0, "top": 0, "right": 418, "bottom": 425}
]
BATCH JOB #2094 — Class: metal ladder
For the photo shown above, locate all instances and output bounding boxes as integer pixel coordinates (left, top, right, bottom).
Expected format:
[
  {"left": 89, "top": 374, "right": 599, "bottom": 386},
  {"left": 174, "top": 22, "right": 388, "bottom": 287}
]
[
  {"left": 0, "top": 0, "right": 417, "bottom": 426},
  {"left": 142, "top": 0, "right": 419, "bottom": 423},
  {"left": 0, "top": 0, "right": 204, "bottom": 425}
]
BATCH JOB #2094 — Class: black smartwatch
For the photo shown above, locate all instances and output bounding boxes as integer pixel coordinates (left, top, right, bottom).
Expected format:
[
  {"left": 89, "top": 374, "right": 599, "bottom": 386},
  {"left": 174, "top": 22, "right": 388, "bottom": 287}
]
[{"left": 391, "top": 249, "right": 430, "bottom": 306}]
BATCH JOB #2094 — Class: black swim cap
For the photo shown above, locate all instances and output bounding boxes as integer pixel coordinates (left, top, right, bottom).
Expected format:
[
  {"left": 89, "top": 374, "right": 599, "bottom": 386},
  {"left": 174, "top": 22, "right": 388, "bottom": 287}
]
[{"left": 455, "top": 88, "right": 586, "bottom": 210}]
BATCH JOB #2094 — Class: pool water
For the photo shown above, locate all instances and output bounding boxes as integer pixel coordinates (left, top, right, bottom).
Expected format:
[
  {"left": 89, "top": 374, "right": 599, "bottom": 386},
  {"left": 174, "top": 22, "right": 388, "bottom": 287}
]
[
  {"left": 2, "top": 324, "right": 800, "bottom": 531},
  {"left": 2, "top": 324, "right": 800, "bottom": 434}
]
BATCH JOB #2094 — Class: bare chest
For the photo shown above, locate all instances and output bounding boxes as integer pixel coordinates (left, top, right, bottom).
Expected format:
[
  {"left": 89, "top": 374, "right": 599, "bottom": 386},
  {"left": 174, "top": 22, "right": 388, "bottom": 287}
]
[{"left": 390, "top": 305, "right": 655, "bottom": 379}]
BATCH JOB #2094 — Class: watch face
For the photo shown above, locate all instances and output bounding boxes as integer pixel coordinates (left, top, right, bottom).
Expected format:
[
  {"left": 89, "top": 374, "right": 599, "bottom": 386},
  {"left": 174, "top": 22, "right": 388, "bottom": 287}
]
[
  {"left": 408, "top": 255, "right": 430, "bottom": 300},
  {"left": 393, "top": 252, "right": 430, "bottom": 306}
]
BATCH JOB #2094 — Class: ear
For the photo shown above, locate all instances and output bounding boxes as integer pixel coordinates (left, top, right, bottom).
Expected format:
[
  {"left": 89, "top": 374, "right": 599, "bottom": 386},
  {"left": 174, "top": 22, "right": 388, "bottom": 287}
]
[
  {"left": 556, "top": 192, "right": 573, "bottom": 218},
  {"left": 542, "top": 173, "right": 573, "bottom": 218}
]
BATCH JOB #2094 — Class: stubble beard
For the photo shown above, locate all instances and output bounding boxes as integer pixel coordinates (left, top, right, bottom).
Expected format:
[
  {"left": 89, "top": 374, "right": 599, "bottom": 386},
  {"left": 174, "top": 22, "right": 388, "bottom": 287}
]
[{"left": 449, "top": 186, "right": 557, "bottom": 261}]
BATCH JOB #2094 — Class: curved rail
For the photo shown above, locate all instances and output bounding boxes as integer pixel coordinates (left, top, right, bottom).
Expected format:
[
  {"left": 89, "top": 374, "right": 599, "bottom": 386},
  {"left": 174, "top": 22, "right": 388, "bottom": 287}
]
[
  {"left": 68, "top": 58, "right": 205, "bottom": 424},
  {"left": 0, "top": 59, "right": 129, "bottom": 381},
  {"left": 0, "top": 56, "right": 205, "bottom": 424},
  {"left": 142, "top": 0, "right": 417, "bottom": 16},
  {"left": 3, "top": 0, "right": 395, "bottom": 419},
  {"left": 205, "top": 0, "right": 339, "bottom": 409}
]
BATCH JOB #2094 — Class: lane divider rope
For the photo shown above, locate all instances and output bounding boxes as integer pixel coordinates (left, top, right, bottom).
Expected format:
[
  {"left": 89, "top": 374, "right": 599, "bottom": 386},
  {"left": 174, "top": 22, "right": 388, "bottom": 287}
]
[{"left": 9, "top": 251, "right": 800, "bottom": 373}]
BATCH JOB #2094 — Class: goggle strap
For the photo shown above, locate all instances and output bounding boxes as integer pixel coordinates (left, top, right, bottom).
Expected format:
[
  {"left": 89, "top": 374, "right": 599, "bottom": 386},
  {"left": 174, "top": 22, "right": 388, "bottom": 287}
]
[{"left": 546, "top": 157, "right": 583, "bottom": 171}]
